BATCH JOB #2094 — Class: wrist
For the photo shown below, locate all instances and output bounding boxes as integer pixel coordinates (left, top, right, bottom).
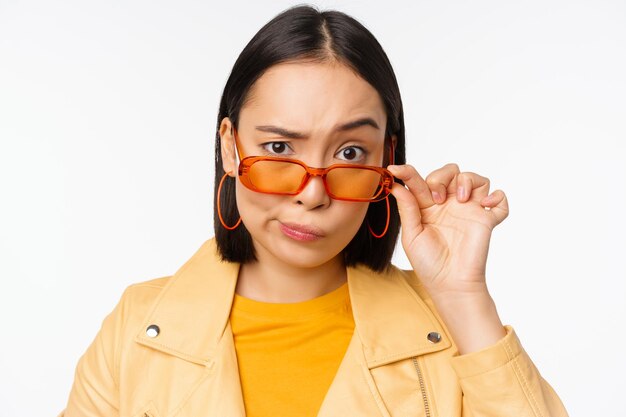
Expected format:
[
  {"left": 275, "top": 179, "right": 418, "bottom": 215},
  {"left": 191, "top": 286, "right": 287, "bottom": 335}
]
[
  {"left": 427, "top": 286, "right": 506, "bottom": 355},
  {"left": 426, "top": 280, "right": 492, "bottom": 305}
]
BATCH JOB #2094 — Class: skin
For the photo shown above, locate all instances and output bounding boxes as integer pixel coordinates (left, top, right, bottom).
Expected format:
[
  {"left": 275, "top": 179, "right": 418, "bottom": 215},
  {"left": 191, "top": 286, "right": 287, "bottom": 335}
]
[{"left": 220, "top": 60, "right": 509, "bottom": 354}]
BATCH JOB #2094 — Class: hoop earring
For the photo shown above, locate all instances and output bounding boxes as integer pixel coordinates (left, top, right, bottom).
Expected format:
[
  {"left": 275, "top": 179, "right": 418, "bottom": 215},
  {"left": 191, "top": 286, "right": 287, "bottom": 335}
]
[
  {"left": 367, "top": 196, "right": 390, "bottom": 238},
  {"left": 217, "top": 172, "right": 242, "bottom": 230}
]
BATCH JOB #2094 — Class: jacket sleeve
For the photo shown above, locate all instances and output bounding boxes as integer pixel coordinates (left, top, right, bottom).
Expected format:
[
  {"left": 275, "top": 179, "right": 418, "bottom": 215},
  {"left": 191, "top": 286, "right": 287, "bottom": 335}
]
[
  {"left": 57, "top": 288, "right": 129, "bottom": 417},
  {"left": 450, "top": 324, "right": 569, "bottom": 417}
]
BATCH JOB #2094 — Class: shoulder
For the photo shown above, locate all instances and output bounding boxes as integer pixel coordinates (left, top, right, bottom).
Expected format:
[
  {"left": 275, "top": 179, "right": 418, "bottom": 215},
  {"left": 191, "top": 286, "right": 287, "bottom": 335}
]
[
  {"left": 383, "top": 265, "right": 450, "bottom": 327},
  {"left": 392, "top": 266, "right": 456, "bottom": 339},
  {"left": 353, "top": 263, "right": 433, "bottom": 302},
  {"left": 114, "top": 275, "right": 173, "bottom": 316},
  {"left": 125, "top": 275, "right": 172, "bottom": 295},
  {"left": 385, "top": 264, "right": 434, "bottom": 302},
  {"left": 356, "top": 263, "right": 442, "bottom": 315},
  {"left": 102, "top": 275, "right": 173, "bottom": 335}
]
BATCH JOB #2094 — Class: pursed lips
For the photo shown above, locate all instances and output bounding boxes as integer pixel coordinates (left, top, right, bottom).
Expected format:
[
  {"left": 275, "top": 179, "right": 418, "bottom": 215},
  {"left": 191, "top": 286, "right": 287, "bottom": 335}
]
[{"left": 278, "top": 221, "right": 325, "bottom": 240}]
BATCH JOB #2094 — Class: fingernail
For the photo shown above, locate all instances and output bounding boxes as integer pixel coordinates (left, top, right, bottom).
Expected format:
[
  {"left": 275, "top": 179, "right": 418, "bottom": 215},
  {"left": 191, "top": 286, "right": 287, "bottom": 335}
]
[
  {"left": 458, "top": 186, "right": 465, "bottom": 200},
  {"left": 432, "top": 191, "right": 441, "bottom": 203}
]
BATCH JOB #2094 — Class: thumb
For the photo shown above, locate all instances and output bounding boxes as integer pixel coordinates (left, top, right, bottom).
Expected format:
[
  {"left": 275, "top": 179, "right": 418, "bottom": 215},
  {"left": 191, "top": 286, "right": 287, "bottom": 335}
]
[
  {"left": 390, "top": 182, "right": 424, "bottom": 240},
  {"left": 487, "top": 189, "right": 510, "bottom": 226}
]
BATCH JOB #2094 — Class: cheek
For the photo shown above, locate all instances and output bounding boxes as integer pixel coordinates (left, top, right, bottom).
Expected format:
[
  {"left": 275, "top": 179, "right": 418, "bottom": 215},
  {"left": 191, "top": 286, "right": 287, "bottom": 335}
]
[
  {"left": 234, "top": 181, "right": 281, "bottom": 224},
  {"left": 334, "top": 201, "right": 370, "bottom": 236}
]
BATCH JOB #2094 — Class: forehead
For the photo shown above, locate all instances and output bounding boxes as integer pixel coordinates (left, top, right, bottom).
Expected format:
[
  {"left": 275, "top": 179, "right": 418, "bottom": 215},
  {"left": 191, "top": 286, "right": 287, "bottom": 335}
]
[{"left": 239, "top": 61, "right": 387, "bottom": 135}]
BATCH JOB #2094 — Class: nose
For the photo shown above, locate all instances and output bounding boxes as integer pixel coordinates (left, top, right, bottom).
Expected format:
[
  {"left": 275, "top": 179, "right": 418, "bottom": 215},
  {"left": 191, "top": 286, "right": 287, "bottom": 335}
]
[{"left": 294, "top": 174, "right": 330, "bottom": 209}]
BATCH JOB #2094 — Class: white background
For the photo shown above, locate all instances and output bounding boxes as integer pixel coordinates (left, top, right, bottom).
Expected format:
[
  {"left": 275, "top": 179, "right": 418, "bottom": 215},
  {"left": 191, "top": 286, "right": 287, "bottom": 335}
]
[{"left": 1, "top": 0, "right": 624, "bottom": 416}]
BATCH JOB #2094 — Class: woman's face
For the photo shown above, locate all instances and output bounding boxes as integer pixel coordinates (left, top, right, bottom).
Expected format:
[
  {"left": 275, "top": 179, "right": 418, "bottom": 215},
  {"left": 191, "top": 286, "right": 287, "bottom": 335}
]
[{"left": 220, "top": 61, "right": 393, "bottom": 269}]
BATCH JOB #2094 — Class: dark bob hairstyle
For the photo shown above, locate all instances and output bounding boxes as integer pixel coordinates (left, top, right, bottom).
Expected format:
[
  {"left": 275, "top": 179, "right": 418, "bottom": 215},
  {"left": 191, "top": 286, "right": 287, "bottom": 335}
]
[{"left": 214, "top": 4, "right": 406, "bottom": 272}]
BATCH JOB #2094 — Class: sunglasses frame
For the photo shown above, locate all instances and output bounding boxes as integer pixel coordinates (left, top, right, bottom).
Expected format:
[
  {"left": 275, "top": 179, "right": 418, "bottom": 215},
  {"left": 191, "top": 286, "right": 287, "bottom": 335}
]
[{"left": 231, "top": 126, "right": 395, "bottom": 202}]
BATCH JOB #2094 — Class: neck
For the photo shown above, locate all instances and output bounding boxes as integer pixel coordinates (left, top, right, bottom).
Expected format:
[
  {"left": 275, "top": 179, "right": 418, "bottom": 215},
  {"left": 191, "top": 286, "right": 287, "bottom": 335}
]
[{"left": 235, "top": 245, "right": 347, "bottom": 303}]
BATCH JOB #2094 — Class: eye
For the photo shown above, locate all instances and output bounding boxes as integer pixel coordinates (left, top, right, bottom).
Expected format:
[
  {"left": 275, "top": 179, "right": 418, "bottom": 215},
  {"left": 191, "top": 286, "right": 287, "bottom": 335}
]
[
  {"left": 336, "top": 146, "right": 367, "bottom": 162},
  {"left": 261, "top": 141, "right": 293, "bottom": 156}
]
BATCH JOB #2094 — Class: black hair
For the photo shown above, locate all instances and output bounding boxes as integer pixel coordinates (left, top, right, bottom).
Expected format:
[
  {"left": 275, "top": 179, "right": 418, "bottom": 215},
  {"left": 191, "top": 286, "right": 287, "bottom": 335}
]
[{"left": 214, "top": 3, "right": 406, "bottom": 272}]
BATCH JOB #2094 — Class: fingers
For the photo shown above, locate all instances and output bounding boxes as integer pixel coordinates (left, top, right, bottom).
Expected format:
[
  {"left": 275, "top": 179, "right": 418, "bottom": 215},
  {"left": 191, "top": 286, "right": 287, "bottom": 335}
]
[
  {"left": 425, "top": 164, "right": 491, "bottom": 204},
  {"left": 481, "top": 189, "right": 510, "bottom": 225},
  {"left": 389, "top": 182, "right": 424, "bottom": 237},
  {"left": 387, "top": 164, "right": 432, "bottom": 239},
  {"left": 424, "top": 163, "right": 460, "bottom": 204},
  {"left": 388, "top": 163, "right": 493, "bottom": 205},
  {"left": 455, "top": 172, "right": 490, "bottom": 202},
  {"left": 387, "top": 164, "right": 435, "bottom": 209},
  {"left": 388, "top": 162, "right": 507, "bottom": 227}
]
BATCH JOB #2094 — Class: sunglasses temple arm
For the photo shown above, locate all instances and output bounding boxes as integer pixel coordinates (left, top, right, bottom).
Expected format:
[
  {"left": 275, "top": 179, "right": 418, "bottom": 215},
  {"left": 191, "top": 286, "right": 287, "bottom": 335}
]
[{"left": 231, "top": 127, "right": 244, "bottom": 169}]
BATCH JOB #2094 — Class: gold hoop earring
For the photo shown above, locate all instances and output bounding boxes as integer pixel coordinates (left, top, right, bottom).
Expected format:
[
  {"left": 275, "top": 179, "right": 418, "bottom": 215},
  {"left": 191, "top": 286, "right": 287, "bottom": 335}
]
[
  {"left": 367, "top": 196, "right": 390, "bottom": 238},
  {"left": 217, "top": 172, "right": 242, "bottom": 230}
]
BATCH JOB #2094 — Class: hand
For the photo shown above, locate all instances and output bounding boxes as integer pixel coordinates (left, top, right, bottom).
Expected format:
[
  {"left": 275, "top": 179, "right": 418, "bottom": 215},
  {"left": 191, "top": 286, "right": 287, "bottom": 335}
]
[{"left": 387, "top": 163, "right": 509, "bottom": 299}]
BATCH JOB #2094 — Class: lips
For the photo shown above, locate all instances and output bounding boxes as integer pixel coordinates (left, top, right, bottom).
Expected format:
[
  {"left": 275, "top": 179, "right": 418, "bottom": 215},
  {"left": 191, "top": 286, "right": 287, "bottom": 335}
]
[{"left": 278, "top": 221, "right": 325, "bottom": 241}]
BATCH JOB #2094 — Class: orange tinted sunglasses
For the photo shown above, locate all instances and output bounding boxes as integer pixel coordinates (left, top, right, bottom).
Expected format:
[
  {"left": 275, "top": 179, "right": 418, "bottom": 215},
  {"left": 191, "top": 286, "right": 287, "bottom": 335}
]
[{"left": 231, "top": 126, "right": 395, "bottom": 203}]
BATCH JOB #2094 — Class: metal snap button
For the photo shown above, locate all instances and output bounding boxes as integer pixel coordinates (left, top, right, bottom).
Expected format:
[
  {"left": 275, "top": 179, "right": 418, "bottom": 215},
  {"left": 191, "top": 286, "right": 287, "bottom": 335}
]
[
  {"left": 146, "top": 324, "right": 160, "bottom": 338},
  {"left": 427, "top": 331, "right": 441, "bottom": 343}
]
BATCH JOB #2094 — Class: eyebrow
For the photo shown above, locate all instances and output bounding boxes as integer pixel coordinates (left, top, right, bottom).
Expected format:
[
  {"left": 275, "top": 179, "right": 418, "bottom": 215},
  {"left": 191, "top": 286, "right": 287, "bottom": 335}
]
[{"left": 254, "top": 117, "right": 380, "bottom": 139}]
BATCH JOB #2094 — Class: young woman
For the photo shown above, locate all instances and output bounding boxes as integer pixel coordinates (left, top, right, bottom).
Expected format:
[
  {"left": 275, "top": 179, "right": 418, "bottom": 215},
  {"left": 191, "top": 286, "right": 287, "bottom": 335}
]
[{"left": 60, "top": 5, "right": 569, "bottom": 417}]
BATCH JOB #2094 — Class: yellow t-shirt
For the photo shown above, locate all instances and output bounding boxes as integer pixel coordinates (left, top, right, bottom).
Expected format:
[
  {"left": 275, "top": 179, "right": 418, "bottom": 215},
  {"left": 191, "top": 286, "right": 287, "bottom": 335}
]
[{"left": 229, "top": 282, "right": 355, "bottom": 417}]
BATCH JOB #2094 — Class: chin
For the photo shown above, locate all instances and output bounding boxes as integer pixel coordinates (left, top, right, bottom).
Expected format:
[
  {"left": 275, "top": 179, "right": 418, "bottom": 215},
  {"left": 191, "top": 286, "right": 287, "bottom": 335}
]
[{"left": 261, "top": 233, "right": 345, "bottom": 269}]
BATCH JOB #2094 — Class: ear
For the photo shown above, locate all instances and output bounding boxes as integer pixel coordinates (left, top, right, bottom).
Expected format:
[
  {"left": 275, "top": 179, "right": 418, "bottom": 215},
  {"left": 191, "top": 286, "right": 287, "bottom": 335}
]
[
  {"left": 388, "top": 134, "right": 398, "bottom": 166},
  {"left": 219, "top": 117, "right": 237, "bottom": 177}
]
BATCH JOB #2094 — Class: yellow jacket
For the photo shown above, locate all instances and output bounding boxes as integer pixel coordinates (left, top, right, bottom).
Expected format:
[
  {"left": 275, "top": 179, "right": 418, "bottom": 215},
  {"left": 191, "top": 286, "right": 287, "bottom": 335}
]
[{"left": 59, "top": 238, "right": 569, "bottom": 417}]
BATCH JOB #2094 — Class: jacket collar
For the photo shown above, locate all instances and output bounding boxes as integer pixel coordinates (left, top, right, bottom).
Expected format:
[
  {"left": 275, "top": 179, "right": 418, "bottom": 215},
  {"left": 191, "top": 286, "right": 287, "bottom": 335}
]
[{"left": 135, "top": 238, "right": 450, "bottom": 369}]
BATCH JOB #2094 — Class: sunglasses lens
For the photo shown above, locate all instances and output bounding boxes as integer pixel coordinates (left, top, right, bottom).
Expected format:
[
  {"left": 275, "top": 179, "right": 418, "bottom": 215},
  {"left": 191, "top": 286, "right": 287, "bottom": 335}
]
[
  {"left": 326, "top": 167, "right": 383, "bottom": 200},
  {"left": 244, "top": 160, "right": 388, "bottom": 200},
  {"left": 248, "top": 160, "right": 306, "bottom": 193}
]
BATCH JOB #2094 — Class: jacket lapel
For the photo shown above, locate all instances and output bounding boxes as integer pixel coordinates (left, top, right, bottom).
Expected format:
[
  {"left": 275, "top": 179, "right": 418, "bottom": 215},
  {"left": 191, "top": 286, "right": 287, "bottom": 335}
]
[
  {"left": 134, "top": 239, "right": 246, "bottom": 416},
  {"left": 135, "top": 240, "right": 240, "bottom": 366},
  {"left": 317, "top": 329, "right": 390, "bottom": 417},
  {"left": 133, "top": 238, "right": 451, "bottom": 417},
  {"left": 317, "top": 265, "right": 451, "bottom": 416},
  {"left": 348, "top": 264, "right": 451, "bottom": 368}
]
